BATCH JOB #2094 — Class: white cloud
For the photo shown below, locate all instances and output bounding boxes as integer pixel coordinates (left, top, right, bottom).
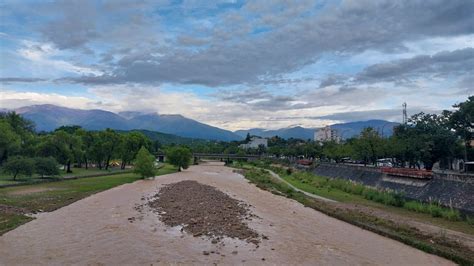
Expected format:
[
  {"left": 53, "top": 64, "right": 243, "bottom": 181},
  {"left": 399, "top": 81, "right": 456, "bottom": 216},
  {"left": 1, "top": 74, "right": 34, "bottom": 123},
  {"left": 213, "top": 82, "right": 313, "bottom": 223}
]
[
  {"left": 0, "top": 88, "right": 95, "bottom": 109},
  {"left": 17, "top": 40, "right": 102, "bottom": 76}
]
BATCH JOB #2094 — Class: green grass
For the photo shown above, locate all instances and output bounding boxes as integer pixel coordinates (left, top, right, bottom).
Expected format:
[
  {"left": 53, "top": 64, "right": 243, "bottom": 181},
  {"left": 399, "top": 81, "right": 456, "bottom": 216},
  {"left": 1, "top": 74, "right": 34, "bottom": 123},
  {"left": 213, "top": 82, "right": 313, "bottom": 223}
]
[
  {"left": 0, "top": 167, "right": 132, "bottom": 186},
  {"left": 237, "top": 161, "right": 474, "bottom": 234},
  {"left": 267, "top": 165, "right": 469, "bottom": 222},
  {"left": 0, "top": 213, "right": 33, "bottom": 235},
  {"left": 0, "top": 164, "right": 177, "bottom": 235},
  {"left": 239, "top": 167, "right": 474, "bottom": 265}
]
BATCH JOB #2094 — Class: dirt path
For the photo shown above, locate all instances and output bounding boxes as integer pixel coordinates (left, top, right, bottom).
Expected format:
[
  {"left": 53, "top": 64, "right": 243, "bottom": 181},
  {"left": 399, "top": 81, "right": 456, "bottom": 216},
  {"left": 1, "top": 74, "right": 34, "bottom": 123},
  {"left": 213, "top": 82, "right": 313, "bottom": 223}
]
[
  {"left": 0, "top": 162, "right": 453, "bottom": 265},
  {"left": 265, "top": 168, "right": 336, "bottom": 202}
]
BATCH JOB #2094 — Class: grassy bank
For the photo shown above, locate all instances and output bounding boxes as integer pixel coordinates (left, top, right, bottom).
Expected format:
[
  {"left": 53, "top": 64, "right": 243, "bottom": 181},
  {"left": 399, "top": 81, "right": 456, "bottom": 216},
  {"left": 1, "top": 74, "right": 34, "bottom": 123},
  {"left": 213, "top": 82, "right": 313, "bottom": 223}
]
[
  {"left": 0, "top": 164, "right": 177, "bottom": 235},
  {"left": 0, "top": 167, "right": 130, "bottom": 186},
  {"left": 239, "top": 166, "right": 474, "bottom": 265}
]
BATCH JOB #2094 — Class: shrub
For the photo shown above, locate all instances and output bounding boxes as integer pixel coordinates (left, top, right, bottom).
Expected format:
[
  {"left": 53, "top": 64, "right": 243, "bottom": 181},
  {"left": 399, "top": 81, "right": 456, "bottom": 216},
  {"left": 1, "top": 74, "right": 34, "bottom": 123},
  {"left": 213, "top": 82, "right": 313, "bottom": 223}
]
[
  {"left": 134, "top": 147, "right": 156, "bottom": 178},
  {"left": 428, "top": 203, "right": 443, "bottom": 218},
  {"left": 166, "top": 146, "right": 192, "bottom": 171},
  {"left": 441, "top": 208, "right": 461, "bottom": 221},
  {"left": 34, "top": 157, "right": 60, "bottom": 178},
  {"left": 2, "top": 156, "right": 35, "bottom": 180},
  {"left": 466, "top": 216, "right": 474, "bottom": 226},
  {"left": 404, "top": 201, "right": 426, "bottom": 213}
]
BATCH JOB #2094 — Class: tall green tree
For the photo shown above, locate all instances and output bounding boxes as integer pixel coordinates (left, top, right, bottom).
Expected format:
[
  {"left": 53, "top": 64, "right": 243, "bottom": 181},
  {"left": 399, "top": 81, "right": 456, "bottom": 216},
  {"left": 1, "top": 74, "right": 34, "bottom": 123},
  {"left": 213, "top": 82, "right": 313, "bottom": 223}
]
[
  {"left": 166, "top": 146, "right": 192, "bottom": 171},
  {"left": 394, "top": 112, "right": 459, "bottom": 170},
  {"left": 134, "top": 147, "right": 156, "bottom": 178},
  {"left": 0, "top": 121, "right": 20, "bottom": 165},
  {"left": 352, "top": 127, "right": 383, "bottom": 165},
  {"left": 117, "top": 132, "right": 149, "bottom": 169},
  {"left": 445, "top": 96, "right": 473, "bottom": 161}
]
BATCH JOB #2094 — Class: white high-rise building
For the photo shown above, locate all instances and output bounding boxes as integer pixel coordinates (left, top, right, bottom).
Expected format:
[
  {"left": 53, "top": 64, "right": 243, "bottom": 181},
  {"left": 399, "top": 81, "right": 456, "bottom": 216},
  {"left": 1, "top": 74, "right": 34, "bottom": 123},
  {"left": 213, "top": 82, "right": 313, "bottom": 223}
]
[
  {"left": 239, "top": 136, "right": 268, "bottom": 149},
  {"left": 314, "top": 126, "right": 340, "bottom": 143}
]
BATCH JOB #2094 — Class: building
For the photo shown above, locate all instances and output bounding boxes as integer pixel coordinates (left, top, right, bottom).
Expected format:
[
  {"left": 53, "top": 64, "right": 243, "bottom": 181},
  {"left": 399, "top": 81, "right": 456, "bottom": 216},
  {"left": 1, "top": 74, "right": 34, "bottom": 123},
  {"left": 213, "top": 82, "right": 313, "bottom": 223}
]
[
  {"left": 314, "top": 126, "right": 340, "bottom": 143},
  {"left": 239, "top": 136, "right": 268, "bottom": 149}
]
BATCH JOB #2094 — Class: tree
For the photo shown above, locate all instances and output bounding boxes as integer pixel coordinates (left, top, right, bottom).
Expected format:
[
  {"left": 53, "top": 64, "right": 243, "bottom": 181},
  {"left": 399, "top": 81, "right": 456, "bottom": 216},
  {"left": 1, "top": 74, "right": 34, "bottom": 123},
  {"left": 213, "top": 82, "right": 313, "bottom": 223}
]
[
  {"left": 134, "top": 147, "right": 156, "bottom": 178},
  {"left": 75, "top": 129, "right": 94, "bottom": 169},
  {"left": 2, "top": 156, "right": 35, "bottom": 180},
  {"left": 53, "top": 130, "right": 82, "bottom": 173},
  {"left": 166, "top": 146, "right": 192, "bottom": 171},
  {"left": 352, "top": 127, "right": 383, "bottom": 165},
  {"left": 99, "top": 129, "right": 120, "bottom": 170},
  {"left": 445, "top": 96, "right": 474, "bottom": 162},
  {"left": 0, "top": 121, "right": 20, "bottom": 165},
  {"left": 393, "top": 112, "right": 459, "bottom": 170},
  {"left": 89, "top": 129, "right": 120, "bottom": 170},
  {"left": 34, "top": 157, "right": 60, "bottom": 178},
  {"left": 117, "top": 132, "right": 149, "bottom": 169}
]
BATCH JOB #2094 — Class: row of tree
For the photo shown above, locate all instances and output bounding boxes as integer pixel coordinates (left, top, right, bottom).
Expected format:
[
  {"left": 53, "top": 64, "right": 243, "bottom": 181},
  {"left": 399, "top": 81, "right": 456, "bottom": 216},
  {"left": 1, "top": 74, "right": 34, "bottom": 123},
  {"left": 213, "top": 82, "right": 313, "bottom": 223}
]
[
  {"left": 0, "top": 114, "right": 156, "bottom": 175},
  {"left": 267, "top": 96, "right": 472, "bottom": 170},
  {"left": 1, "top": 96, "right": 471, "bottom": 174},
  {"left": 0, "top": 112, "right": 196, "bottom": 179}
]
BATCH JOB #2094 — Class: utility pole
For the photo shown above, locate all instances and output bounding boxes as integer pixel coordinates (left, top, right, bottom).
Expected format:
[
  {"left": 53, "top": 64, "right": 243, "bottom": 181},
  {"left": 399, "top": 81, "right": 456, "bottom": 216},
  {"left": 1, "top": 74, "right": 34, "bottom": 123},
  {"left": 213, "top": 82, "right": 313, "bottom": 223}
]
[{"left": 402, "top": 102, "right": 408, "bottom": 124}]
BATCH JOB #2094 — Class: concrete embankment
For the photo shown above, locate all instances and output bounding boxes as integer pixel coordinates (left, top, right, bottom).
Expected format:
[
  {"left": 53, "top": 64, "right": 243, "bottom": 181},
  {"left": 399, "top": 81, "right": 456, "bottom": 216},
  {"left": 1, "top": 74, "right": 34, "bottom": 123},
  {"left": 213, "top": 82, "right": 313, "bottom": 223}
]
[{"left": 311, "top": 163, "right": 474, "bottom": 214}]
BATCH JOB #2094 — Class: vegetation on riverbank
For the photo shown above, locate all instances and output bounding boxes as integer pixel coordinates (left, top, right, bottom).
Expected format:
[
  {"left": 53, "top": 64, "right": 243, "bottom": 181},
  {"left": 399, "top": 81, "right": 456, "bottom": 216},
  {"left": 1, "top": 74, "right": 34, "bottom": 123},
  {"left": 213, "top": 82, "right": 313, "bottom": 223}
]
[
  {"left": 238, "top": 166, "right": 473, "bottom": 265},
  {"left": 250, "top": 160, "right": 472, "bottom": 225},
  {"left": 0, "top": 164, "right": 177, "bottom": 235},
  {"left": 0, "top": 167, "right": 132, "bottom": 186}
]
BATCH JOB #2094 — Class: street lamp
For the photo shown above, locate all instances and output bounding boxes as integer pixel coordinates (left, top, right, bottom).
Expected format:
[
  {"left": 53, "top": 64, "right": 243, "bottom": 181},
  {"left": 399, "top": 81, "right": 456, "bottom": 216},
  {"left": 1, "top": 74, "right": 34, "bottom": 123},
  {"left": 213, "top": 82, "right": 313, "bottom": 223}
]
[{"left": 381, "top": 123, "right": 392, "bottom": 138}]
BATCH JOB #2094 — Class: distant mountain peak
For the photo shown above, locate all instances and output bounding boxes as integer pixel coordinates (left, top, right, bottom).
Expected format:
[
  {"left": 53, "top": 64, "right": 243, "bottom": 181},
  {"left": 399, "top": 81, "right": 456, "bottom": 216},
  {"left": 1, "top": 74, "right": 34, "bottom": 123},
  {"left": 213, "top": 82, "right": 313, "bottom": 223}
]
[
  {"left": 15, "top": 104, "right": 242, "bottom": 141},
  {"left": 235, "top": 120, "right": 399, "bottom": 140}
]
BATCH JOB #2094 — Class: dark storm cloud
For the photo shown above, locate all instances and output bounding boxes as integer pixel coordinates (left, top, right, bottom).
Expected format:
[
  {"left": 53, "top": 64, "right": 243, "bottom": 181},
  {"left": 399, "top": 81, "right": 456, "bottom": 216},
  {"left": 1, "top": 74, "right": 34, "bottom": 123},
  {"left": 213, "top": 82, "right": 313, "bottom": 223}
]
[
  {"left": 55, "top": 0, "right": 474, "bottom": 86},
  {"left": 213, "top": 85, "right": 387, "bottom": 112},
  {"left": 214, "top": 88, "right": 298, "bottom": 111},
  {"left": 311, "top": 107, "right": 441, "bottom": 123},
  {"left": 40, "top": 1, "right": 99, "bottom": 49},
  {"left": 356, "top": 48, "right": 474, "bottom": 83},
  {"left": 318, "top": 75, "right": 348, "bottom": 88}
]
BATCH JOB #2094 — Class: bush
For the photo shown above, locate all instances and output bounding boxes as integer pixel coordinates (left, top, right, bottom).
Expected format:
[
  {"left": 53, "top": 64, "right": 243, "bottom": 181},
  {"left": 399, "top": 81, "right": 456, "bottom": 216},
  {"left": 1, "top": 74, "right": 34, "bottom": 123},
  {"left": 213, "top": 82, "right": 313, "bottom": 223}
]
[
  {"left": 404, "top": 201, "right": 426, "bottom": 213},
  {"left": 166, "top": 146, "right": 192, "bottom": 171},
  {"left": 428, "top": 203, "right": 443, "bottom": 218},
  {"left": 441, "top": 208, "right": 461, "bottom": 221},
  {"left": 2, "top": 156, "right": 35, "bottom": 180},
  {"left": 34, "top": 157, "right": 60, "bottom": 178},
  {"left": 466, "top": 216, "right": 474, "bottom": 226},
  {"left": 286, "top": 168, "right": 293, "bottom": 175},
  {"left": 134, "top": 147, "right": 156, "bottom": 178}
]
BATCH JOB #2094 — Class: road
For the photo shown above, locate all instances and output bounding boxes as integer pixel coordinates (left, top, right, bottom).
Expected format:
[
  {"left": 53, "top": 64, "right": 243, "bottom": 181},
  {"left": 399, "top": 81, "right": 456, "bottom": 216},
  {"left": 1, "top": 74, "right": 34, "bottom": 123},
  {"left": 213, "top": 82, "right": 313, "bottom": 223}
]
[{"left": 0, "top": 162, "right": 453, "bottom": 265}]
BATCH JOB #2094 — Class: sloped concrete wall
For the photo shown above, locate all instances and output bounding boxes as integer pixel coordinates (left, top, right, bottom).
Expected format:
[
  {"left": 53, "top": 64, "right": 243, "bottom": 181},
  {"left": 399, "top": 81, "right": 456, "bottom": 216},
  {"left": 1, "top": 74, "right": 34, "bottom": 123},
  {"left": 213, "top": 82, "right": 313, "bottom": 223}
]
[{"left": 311, "top": 163, "right": 474, "bottom": 214}]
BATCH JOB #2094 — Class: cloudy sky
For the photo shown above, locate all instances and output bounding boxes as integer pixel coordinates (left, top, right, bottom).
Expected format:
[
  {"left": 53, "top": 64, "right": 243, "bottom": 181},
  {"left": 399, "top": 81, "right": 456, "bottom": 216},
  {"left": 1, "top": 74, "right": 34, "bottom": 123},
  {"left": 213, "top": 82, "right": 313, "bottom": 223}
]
[{"left": 0, "top": 0, "right": 473, "bottom": 130}]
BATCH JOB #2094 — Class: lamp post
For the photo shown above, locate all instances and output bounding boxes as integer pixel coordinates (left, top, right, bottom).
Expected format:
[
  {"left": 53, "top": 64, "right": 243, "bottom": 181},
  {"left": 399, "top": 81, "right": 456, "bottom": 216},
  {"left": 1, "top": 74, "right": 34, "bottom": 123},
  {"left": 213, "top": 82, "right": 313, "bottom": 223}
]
[{"left": 381, "top": 123, "right": 391, "bottom": 138}]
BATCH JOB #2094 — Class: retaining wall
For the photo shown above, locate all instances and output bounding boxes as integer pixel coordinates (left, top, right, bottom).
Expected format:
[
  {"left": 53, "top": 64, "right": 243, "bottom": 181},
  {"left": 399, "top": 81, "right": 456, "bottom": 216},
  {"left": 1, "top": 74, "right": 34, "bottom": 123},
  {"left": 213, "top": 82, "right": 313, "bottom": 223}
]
[{"left": 311, "top": 163, "right": 474, "bottom": 214}]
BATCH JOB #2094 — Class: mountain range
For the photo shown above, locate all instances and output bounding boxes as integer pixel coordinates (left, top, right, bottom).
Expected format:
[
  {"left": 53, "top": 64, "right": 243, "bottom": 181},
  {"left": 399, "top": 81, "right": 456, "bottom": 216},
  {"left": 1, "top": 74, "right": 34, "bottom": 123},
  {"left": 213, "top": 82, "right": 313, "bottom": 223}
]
[
  {"left": 13, "top": 105, "right": 241, "bottom": 141},
  {"left": 235, "top": 120, "right": 399, "bottom": 140},
  {"left": 4, "top": 104, "right": 399, "bottom": 141}
]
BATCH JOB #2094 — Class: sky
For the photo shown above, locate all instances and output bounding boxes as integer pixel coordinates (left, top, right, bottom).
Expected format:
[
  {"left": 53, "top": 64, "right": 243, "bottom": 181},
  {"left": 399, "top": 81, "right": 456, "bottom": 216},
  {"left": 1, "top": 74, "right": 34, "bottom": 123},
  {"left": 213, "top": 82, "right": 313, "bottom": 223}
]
[{"left": 0, "top": 0, "right": 473, "bottom": 131}]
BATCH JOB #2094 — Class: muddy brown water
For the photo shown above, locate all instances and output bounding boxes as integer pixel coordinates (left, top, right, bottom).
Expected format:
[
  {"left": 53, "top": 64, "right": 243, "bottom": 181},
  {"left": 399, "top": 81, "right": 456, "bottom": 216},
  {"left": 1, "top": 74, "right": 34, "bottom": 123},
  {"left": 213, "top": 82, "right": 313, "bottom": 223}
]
[{"left": 0, "top": 162, "right": 453, "bottom": 265}]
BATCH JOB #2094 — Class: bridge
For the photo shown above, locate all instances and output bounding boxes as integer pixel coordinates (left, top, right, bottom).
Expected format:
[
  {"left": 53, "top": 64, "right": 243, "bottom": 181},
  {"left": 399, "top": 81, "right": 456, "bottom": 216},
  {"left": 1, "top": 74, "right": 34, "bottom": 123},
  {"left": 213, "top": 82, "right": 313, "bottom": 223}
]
[{"left": 155, "top": 153, "right": 261, "bottom": 164}]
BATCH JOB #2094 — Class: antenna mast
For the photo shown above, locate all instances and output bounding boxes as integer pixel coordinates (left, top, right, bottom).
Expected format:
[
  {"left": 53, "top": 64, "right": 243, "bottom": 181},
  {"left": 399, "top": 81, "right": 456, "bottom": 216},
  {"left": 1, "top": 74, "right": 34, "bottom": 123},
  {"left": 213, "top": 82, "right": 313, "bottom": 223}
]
[{"left": 402, "top": 102, "right": 407, "bottom": 124}]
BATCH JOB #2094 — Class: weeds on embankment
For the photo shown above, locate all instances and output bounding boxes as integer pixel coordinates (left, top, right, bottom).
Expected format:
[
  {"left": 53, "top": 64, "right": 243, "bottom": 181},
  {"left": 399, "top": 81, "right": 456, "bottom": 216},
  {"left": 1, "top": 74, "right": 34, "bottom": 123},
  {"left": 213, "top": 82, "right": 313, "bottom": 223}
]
[
  {"left": 289, "top": 170, "right": 464, "bottom": 222},
  {"left": 249, "top": 160, "right": 467, "bottom": 223},
  {"left": 239, "top": 167, "right": 474, "bottom": 265}
]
